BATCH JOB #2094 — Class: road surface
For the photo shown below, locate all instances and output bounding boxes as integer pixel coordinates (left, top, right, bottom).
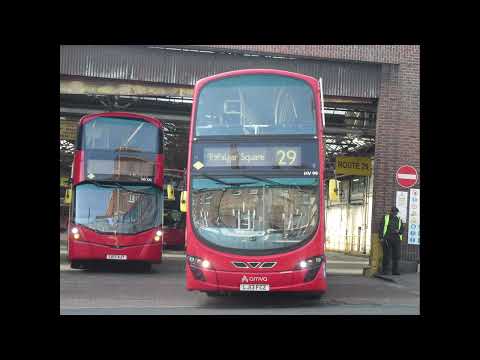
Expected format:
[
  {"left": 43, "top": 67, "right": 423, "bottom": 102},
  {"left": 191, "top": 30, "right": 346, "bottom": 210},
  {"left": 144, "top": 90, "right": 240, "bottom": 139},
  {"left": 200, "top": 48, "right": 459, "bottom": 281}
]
[{"left": 60, "top": 250, "right": 419, "bottom": 315}]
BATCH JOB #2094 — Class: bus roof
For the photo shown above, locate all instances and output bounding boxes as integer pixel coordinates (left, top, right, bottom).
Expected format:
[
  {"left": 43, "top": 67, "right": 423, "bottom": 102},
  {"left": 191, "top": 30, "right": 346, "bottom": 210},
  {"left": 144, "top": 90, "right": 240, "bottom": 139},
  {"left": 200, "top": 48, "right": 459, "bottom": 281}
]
[
  {"left": 194, "top": 68, "right": 321, "bottom": 92},
  {"left": 79, "top": 112, "right": 163, "bottom": 128}
]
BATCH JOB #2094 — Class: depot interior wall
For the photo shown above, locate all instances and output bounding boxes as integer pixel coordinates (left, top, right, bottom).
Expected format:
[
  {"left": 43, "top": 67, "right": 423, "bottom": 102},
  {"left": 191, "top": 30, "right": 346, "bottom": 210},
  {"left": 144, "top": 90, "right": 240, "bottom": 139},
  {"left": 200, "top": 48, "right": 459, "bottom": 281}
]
[{"left": 325, "top": 171, "right": 374, "bottom": 255}]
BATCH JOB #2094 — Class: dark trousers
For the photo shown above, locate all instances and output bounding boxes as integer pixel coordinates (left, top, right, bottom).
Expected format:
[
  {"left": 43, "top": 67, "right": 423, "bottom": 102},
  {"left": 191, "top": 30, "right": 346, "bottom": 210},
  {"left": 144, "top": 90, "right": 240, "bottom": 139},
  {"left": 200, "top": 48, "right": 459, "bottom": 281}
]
[{"left": 382, "top": 237, "right": 401, "bottom": 274}]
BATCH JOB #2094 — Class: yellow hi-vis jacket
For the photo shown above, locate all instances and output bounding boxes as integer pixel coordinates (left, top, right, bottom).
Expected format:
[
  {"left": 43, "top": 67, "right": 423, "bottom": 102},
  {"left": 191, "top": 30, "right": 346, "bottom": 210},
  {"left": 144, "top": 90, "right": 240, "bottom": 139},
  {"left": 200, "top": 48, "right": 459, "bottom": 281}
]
[{"left": 383, "top": 214, "right": 403, "bottom": 241}]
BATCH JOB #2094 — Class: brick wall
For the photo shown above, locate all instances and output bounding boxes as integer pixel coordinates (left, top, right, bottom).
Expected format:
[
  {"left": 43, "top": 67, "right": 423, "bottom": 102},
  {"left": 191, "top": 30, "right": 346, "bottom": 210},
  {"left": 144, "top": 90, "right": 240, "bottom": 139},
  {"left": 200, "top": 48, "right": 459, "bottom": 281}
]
[
  {"left": 373, "top": 56, "right": 419, "bottom": 262},
  {"left": 197, "top": 45, "right": 421, "bottom": 262}
]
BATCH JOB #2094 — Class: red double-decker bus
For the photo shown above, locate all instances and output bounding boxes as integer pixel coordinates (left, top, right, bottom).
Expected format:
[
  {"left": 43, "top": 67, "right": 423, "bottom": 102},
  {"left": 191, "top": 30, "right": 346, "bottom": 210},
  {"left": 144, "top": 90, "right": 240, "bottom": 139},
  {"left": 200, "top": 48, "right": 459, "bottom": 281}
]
[
  {"left": 67, "top": 112, "right": 164, "bottom": 271},
  {"left": 164, "top": 184, "right": 186, "bottom": 249},
  {"left": 183, "top": 69, "right": 327, "bottom": 297},
  {"left": 163, "top": 204, "right": 186, "bottom": 249}
]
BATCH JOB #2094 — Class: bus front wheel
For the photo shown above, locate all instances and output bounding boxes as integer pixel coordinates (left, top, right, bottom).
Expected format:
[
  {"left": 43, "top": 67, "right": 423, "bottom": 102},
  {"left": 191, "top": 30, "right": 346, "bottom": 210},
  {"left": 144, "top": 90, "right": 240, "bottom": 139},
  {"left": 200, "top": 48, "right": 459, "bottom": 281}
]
[
  {"left": 135, "top": 262, "right": 152, "bottom": 273},
  {"left": 303, "top": 292, "right": 324, "bottom": 300},
  {"left": 142, "top": 263, "right": 152, "bottom": 273},
  {"left": 206, "top": 292, "right": 228, "bottom": 297},
  {"left": 70, "top": 261, "right": 87, "bottom": 270}
]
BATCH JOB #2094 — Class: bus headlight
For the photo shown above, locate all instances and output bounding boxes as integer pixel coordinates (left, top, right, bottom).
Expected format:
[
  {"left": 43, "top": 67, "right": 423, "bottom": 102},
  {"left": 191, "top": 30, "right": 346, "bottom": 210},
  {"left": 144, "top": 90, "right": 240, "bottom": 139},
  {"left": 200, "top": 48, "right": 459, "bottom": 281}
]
[
  {"left": 295, "top": 255, "right": 324, "bottom": 270},
  {"left": 296, "top": 255, "right": 325, "bottom": 282},
  {"left": 187, "top": 255, "right": 212, "bottom": 269},
  {"left": 186, "top": 255, "right": 211, "bottom": 281},
  {"left": 71, "top": 227, "right": 79, "bottom": 234},
  {"left": 73, "top": 233, "right": 80, "bottom": 239},
  {"left": 154, "top": 229, "right": 163, "bottom": 242}
]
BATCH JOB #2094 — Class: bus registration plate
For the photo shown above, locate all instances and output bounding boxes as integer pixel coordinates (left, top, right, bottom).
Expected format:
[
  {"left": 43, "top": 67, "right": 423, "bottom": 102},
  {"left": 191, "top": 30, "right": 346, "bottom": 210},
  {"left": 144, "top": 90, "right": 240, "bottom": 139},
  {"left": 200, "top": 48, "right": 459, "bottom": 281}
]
[
  {"left": 240, "top": 284, "right": 270, "bottom": 291},
  {"left": 106, "top": 254, "right": 127, "bottom": 260}
]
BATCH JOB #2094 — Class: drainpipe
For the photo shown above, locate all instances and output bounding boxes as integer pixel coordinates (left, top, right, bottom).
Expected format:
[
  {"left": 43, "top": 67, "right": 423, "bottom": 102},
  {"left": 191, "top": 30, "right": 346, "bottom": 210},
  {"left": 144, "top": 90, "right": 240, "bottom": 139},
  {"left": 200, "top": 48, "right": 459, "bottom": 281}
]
[
  {"left": 363, "top": 176, "right": 369, "bottom": 254},
  {"left": 357, "top": 226, "right": 362, "bottom": 253}
]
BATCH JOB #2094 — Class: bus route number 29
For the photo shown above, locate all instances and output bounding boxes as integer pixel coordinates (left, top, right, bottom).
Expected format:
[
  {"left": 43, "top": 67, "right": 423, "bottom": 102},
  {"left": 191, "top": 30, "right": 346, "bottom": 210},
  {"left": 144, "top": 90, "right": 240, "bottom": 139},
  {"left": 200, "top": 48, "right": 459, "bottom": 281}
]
[{"left": 276, "top": 148, "right": 298, "bottom": 166}]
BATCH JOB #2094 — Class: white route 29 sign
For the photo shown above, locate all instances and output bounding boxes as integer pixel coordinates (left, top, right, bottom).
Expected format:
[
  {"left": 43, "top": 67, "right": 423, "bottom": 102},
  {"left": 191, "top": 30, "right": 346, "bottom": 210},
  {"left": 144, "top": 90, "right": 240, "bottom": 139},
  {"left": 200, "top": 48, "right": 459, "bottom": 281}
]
[{"left": 408, "top": 188, "right": 420, "bottom": 245}]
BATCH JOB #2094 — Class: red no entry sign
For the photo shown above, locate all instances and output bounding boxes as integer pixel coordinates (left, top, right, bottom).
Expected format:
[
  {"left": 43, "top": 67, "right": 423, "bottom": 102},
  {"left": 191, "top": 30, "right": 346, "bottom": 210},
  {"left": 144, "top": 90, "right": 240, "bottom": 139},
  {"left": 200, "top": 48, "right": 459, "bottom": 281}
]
[{"left": 396, "top": 165, "right": 418, "bottom": 188}]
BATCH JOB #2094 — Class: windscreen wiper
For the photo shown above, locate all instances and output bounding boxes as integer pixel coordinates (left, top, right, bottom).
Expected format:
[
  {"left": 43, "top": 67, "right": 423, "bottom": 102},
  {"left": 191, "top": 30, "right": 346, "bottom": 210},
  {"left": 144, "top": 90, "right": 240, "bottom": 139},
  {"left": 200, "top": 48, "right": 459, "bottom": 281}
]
[
  {"left": 195, "top": 174, "right": 255, "bottom": 187},
  {"left": 83, "top": 180, "right": 152, "bottom": 195},
  {"left": 235, "top": 175, "right": 306, "bottom": 192},
  {"left": 110, "top": 181, "right": 153, "bottom": 195},
  {"left": 115, "top": 146, "right": 143, "bottom": 152},
  {"left": 125, "top": 123, "right": 144, "bottom": 146}
]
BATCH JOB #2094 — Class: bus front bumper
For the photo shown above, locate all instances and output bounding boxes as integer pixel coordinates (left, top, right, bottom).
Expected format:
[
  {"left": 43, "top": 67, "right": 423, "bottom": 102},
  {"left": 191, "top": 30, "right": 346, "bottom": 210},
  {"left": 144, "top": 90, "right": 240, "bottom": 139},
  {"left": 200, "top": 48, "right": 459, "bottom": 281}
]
[
  {"left": 186, "top": 263, "right": 327, "bottom": 293},
  {"left": 68, "top": 240, "right": 163, "bottom": 263}
]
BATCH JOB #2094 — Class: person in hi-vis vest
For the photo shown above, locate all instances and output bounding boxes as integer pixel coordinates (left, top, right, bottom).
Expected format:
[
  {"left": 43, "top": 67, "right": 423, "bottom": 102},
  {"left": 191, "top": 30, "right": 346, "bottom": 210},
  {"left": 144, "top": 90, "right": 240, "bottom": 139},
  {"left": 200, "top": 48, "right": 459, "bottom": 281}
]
[{"left": 378, "top": 207, "right": 404, "bottom": 275}]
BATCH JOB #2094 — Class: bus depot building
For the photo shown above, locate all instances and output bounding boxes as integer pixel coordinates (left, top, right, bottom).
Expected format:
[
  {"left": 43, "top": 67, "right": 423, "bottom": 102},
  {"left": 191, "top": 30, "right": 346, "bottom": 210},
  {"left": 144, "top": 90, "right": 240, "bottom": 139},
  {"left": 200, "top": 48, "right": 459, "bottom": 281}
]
[{"left": 60, "top": 45, "right": 420, "bottom": 274}]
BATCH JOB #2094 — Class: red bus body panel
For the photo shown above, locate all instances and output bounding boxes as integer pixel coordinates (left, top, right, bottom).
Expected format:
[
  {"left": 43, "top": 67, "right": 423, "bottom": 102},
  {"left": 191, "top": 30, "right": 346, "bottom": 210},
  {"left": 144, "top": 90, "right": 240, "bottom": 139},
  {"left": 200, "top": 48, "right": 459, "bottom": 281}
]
[
  {"left": 68, "top": 112, "right": 164, "bottom": 265},
  {"left": 163, "top": 228, "right": 185, "bottom": 248},
  {"left": 72, "top": 150, "right": 85, "bottom": 185},
  {"left": 185, "top": 225, "right": 327, "bottom": 292},
  {"left": 154, "top": 154, "right": 165, "bottom": 188},
  {"left": 185, "top": 69, "right": 327, "bottom": 293},
  {"left": 67, "top": 225, "right": 163, "bottom": 263}
]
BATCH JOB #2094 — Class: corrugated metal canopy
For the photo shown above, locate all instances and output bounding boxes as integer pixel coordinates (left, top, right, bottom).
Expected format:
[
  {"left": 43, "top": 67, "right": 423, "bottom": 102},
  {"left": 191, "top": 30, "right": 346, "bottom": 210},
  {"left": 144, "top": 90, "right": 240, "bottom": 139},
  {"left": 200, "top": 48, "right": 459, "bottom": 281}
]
[{"left": 60, "top": 45, "right": 381, "bottom": 99}]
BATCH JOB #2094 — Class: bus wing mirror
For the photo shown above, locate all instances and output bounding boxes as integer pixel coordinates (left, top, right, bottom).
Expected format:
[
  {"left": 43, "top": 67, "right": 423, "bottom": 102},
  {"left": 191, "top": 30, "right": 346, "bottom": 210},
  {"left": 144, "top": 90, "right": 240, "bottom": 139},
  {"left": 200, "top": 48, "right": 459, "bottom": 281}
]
[
  {"left": 167, "top": 184, "right": 175, "bottom": 201},
  {"left": 180, "top": 191, "right": 187, "bottom": 213},
  {"left": 64, "top": 188, "right": 72, "bottom": 204},
  {"left": 60, "top": 176, "right": 72, "bottom": 187},
  {"left": 328, "top": 179, "right": 339, "bottom": 202}
]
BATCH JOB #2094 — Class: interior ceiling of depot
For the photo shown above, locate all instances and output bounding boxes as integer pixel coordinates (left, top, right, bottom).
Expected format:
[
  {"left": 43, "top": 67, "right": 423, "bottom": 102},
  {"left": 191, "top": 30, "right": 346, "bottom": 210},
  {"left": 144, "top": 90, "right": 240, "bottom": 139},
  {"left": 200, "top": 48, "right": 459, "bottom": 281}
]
[{"left": 60, "top": 93, "right": 376, "bottom": 179}]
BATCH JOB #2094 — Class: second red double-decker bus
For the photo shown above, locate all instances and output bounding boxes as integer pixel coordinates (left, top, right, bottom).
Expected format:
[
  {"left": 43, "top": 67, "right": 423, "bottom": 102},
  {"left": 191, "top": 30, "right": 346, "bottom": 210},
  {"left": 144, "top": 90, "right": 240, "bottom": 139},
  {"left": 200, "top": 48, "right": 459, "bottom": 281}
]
[
  {"left": 164, "top": 185, "right": 186, "bottom": 249},
  {"left": 67, "top": 112, "right": 164, "bottom": 271},
  {"left": 183, "top": 69, "right": 327, "bottom": 297}
]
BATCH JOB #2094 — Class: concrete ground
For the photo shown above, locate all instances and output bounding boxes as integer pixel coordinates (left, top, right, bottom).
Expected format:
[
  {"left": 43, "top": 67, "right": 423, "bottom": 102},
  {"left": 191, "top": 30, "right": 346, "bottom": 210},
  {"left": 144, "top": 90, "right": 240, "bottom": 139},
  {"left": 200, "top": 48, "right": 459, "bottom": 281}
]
[{"left": 59, "top": 232, "right": 419, "bottom": 315}]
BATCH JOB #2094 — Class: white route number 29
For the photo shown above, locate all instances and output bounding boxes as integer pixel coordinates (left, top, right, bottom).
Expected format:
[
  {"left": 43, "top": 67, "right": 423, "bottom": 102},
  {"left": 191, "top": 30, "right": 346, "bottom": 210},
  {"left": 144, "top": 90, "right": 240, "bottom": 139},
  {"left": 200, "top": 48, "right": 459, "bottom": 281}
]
[{"left": 276, "top": 149, "right": 297, "bottom": 166}]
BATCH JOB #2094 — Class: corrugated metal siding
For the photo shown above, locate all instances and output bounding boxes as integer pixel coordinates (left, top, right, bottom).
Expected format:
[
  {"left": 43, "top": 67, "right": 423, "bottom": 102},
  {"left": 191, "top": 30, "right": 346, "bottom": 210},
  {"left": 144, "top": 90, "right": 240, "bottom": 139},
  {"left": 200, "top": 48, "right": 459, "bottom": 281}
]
[
  {"left": 192, "top": 45, "right": 418, "bottom": 65},
  {"left": 60, "top": 45, "right": 381, "bottom": 98}
]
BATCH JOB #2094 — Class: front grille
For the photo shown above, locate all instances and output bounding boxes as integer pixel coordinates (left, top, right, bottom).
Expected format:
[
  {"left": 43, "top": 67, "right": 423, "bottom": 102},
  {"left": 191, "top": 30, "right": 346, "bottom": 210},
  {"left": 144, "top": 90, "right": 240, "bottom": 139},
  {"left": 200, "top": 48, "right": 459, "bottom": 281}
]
[
  {"left": 232, "top": 262, "right": 248, "bottom": 268},
  {"left": 232, "top": 261, "right": 277, "bottom": 269},
  {"left": 259, "top": 262, "right": 276, "bottom": 268}
]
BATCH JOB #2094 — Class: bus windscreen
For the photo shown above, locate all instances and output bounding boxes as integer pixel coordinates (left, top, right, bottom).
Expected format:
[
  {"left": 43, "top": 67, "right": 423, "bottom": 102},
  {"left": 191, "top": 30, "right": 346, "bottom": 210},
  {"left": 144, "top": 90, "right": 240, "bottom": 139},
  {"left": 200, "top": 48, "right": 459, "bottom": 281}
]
[
  {"left": 191, "top": 176, "right": 319, "bottom": 253},
  {"left": 195, "top": 74, "right": 316, "bottom": 136},
  {"left": 74, "top": 183, "right": 162, "bottom": 234}
]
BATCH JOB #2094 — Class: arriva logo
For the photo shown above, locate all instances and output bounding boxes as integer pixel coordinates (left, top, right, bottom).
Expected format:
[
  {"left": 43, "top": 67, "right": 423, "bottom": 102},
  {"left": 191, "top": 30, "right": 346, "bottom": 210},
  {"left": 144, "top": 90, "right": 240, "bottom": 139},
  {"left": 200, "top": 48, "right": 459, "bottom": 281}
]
[{"left": 241, "top": 275, "right": 268, "bottom": 283}]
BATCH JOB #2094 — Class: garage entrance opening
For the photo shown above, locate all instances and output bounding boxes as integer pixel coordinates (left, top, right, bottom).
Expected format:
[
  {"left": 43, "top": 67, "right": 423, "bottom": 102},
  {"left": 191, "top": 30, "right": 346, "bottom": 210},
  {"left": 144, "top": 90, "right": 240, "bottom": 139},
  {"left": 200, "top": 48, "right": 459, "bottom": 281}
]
[
  {"left": 323, "top": 100, "right": 376, "bottom": 256},
  {"left": 60, "top": 93, "right": 377, "bottom": 259}
]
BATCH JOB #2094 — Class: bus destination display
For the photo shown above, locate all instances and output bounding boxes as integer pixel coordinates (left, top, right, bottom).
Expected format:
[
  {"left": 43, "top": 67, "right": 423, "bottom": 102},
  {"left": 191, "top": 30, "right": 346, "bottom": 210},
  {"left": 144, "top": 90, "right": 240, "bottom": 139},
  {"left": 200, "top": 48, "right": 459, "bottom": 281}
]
[{"left": 203, "top": 146, "right": 301, "bottom": 167}]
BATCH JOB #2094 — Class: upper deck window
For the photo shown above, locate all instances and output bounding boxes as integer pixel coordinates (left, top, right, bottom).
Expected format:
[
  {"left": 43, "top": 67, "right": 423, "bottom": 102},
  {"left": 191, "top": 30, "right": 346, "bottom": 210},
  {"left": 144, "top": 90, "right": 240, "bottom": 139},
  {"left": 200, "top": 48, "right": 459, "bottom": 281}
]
[
  {"left": 195, "top": 74, "right": 317, "bottom": 136},
  {"left": 82, "top": 117, "right": 161, "bottom": 153},
  {"left": 80, "top": 116, "right": 162, "bottom": 183}
]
